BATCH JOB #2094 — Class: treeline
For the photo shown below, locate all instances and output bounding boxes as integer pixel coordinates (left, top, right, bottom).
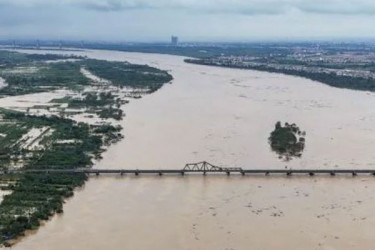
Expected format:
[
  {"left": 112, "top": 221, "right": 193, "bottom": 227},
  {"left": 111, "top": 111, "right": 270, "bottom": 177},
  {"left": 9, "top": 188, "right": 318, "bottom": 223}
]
[
  {"left": 186, "top": 59, "right": 375, "bottom": 92},
  {"left": 1, "top": 110, "right": 123, "bottom": 168},
  {"left": 0, "top": 51, "right": 82, "bottom": 68},
  {"left": 53, "top": 92, "right": 126, "bottom": 120},
  {"left": 82, "top": 59, "right": 173, "bottom": 92},
  {"left": 0, "top": 62, "right": 89, "bottom": 96},
  {"left": 75, "top": 43, "right": 292, "bottom": 58},
  {"left": 0, "top": 110, "right": 123, "bottom": 245},
  {"left": 251, "top": 66, "right": 375, "bottom": 92},
  {"left": 0, "top": 173, "right": 87, "bottom": 246},
  {"left": 0, "top": 52, "right": 173, "bottom": 96}
]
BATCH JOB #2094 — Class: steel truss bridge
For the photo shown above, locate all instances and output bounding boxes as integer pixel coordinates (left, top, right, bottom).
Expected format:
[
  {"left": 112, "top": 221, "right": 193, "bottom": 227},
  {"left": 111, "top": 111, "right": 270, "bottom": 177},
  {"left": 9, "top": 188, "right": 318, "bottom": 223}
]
[{"left": 2, "top": 161, "right": 375, "bottom": 177}]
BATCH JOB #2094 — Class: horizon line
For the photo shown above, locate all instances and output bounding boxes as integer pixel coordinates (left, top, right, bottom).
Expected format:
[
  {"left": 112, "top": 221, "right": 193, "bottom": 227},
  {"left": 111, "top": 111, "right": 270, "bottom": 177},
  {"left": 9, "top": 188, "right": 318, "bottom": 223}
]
[{"left": 2, "top": 37, "right": 375, "bottom": 45}]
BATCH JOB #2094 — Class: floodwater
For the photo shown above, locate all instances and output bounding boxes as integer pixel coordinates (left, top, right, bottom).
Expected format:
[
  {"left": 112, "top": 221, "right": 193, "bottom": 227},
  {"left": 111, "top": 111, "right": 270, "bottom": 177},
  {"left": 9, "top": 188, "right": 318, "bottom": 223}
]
[
  {"left": 6, "top": 49, "right": 375, "bottom": 249},
  {"left": 0, "top": 77, "right": 6, "bottom": 90},
  {"left": 0, "top": 89, "right": 71, "bottom": 112},
  {"left": 0, "top": 191, "right": 10, "bottom": 204}
]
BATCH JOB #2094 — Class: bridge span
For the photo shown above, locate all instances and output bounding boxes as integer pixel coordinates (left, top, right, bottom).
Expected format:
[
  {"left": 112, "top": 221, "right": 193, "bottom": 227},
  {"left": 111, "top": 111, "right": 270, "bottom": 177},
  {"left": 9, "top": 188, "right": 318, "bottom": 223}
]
[{"left": 2, "top": 162, "right": 375, "bottom": 177}]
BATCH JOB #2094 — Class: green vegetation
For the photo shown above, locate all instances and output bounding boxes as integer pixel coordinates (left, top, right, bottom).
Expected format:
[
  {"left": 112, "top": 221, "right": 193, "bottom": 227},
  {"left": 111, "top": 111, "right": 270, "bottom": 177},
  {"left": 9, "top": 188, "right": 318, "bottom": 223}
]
[
  {"left": 242, "top": 66, "right": 375, "bottom": 92},
  {"left": 186, "top": 59, "right": 375, "bottom": 92},
  {"left": 0, "top": 50, "right": 172, "bottom": 246},
  {"left": 97, "top": 106, "right": 124, "bottom": 120},
  {"left": 269, "top": 122, "right": 306, "bottom": 161},
  {"left": 82, "top": 59, "right": 172, "bottom": 92},
  {"left": 69, "top": 92, "right": 119, "bottom": 108},
  {"left": 0, "top": 51, "right": 172, "bottom": 96},
  {"left": 4, "top": 109, "right": 123, "bottom": 166},
  {"left": 74, "top": 43, "right": 292, "bottom": 58},
  {"left": 24, "top": 54, "right": 84, "bottom": 61},
  {"left": 0, "top": 62, "right": 89, "bottom": 96},
  {"left": 0, "top": 173, "right": 86, "bottom": 246},
  {"left": 0, "top": 109, "right": 123, "bottom": 245},
  {"left": 0, "top": 109, "right": 123, "bottom": 169},
  {"left": 0, "top": 50, "right": 82, "bottom": 67},
  {"left": 0, "top": 121, "right": 29, "bottom": 166},
  {"left": 52, "top": 92, "right": 126, "bottom": 120},
  {"left": 0, "top": 50, "right": 88, "bottom": 96}
]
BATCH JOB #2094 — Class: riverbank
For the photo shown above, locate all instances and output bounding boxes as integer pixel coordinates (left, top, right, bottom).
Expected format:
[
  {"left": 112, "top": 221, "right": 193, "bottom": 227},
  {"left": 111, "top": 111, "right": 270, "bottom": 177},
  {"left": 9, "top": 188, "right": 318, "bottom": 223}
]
[{"left": 185, "top": 58, "right": 375, "bottom": 92}]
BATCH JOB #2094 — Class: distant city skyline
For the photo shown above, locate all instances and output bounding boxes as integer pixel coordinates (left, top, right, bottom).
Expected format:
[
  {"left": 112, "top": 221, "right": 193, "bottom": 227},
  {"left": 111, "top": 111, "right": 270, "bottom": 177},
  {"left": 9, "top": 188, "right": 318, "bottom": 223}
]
[{"left": 1, "top": 0, "right": 375, "bottom": 42}]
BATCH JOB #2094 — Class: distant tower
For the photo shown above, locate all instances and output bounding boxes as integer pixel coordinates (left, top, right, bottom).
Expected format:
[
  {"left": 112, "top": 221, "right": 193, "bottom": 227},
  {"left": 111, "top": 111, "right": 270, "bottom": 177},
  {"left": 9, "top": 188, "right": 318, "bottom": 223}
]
[{"left": 171, "top": 36, "right": 178, "bottom": 46}]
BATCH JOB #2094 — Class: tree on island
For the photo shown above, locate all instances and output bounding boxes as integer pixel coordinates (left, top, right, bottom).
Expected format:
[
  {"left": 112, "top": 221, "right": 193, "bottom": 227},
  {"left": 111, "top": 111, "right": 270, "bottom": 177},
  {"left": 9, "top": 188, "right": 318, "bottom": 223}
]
[{"left": 269, "top": 121, "right": 306, "bottom": 161}]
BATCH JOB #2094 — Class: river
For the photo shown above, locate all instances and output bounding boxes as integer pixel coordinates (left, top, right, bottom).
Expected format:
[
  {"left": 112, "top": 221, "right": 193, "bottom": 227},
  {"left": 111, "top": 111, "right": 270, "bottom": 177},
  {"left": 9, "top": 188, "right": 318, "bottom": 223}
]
[{"left": 6, "top": 49, "right": 375, "bottom": 250}]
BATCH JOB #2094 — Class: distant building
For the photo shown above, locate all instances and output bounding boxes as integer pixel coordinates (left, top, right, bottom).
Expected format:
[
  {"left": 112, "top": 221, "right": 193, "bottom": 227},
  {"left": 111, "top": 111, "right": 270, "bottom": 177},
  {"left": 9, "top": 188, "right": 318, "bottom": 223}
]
[{"left": 171, "top": 36, "right": 178, "bottom": 46}]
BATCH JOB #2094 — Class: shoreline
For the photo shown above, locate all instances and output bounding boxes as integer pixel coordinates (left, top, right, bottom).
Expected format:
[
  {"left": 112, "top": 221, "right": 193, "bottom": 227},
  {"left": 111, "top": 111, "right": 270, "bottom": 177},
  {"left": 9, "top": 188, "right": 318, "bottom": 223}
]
[
  {"left": 0, "top": 49, "right": 173, "bottom": 246},
  {"left": 184, "top": 58, "right": 375, "bottom": 93}
]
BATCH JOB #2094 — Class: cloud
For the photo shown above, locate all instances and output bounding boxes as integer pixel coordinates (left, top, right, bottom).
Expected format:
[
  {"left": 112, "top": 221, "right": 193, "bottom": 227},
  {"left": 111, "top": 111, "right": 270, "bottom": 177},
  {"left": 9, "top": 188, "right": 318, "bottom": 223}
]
[
  {"left": 0, "top": 0, "right": 375, "bottom": 41},
  {"left": 2, "top": 0, "right": 375, "bottom": 15}
]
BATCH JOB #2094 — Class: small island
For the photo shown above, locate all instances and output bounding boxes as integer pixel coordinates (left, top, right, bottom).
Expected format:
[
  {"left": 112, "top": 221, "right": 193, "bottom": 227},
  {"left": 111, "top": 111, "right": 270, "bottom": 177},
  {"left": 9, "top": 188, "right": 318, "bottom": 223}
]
[{"left": 269, "top": 122, "right": 306, "bottom": 161}]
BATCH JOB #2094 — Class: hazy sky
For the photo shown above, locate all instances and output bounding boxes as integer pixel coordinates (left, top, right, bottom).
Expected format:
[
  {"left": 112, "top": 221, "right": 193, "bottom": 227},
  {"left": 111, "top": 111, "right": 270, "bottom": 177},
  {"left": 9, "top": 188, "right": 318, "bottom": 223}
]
[{"left": 1, "top": 0, "right": 375, "bottom": 42}]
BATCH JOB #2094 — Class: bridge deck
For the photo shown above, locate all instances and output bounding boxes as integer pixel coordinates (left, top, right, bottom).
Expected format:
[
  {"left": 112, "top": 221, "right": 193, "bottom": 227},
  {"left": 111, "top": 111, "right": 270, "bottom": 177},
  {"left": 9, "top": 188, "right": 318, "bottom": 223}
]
[{"left": 3, "top": 169, "right": 375, "bottom": 176}]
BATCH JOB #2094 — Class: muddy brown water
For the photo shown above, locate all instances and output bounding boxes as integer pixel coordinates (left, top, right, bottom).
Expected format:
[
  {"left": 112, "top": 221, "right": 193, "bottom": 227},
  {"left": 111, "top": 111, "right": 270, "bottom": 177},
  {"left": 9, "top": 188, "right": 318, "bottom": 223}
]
[{"left": 4, "top": 49, "right": 375, "bottom": 250}]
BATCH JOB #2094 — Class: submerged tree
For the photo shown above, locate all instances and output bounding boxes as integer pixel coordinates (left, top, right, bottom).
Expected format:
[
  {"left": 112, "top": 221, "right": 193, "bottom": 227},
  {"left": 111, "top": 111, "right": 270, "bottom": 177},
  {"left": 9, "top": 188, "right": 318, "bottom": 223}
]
[{"left": 269, "top": 121, "right": 306, "bottom": 161}]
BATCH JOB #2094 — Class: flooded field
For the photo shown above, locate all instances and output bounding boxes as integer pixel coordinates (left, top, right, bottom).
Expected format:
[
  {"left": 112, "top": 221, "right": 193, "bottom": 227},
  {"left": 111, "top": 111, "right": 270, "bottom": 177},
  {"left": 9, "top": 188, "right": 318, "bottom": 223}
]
[
  {"left": 0, "top": 77, "right": 6, "bottom": 90},
  {"left": 5, "top": 49, "right": 375, "bottom": 250},
  {"left": 0, "top": 191, "right": 10, "bottom": 204}
]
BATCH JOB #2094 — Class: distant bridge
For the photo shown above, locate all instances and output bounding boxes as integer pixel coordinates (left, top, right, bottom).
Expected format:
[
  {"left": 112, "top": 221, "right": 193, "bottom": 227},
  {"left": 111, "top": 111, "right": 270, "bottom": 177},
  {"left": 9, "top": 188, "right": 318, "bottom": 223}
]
[{"left": 2, "top": 161, "right": 375, "bottom": 177}]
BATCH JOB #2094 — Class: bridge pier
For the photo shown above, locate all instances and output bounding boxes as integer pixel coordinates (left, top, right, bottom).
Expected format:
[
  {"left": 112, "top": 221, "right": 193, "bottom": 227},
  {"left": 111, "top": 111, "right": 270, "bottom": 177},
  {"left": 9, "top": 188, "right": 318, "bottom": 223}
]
[
  {"left": 241, "top": 171, "right": 245, "bottom": 176},
  {"left": 120, "top": 171, "right": 124, "bottom": 176},
  {"left": 352, "top": 172, "right": 357, "bottom": 176},
  {"left": 135, "top": 171, "right": 139, "bottom": 176},
  {"left": 330, "top": 172, "right": 335, "bottom": 176},
  {"left": 203, "top": 171, "right": 206, "bottom": 176},
  {"left": 226, "top": 171, "right": 230, "bottom": 176},
  {"left": 265, "top": 171, "right": 269, "bottom": 176},
  {"left": 96, "top": 172, "right": 99, "bottom": 176},
  {"left": 286, "top": 172, "right": 292, "bottom": 176},
  {"left": 159, "top": 172, "right": 163, "bottom": 176},
  {"left": 309, "top": 172, "right": 315, "bottom": 176},
  {"left": 181, "top": 171, "right": 185, "bottom": 176}
]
